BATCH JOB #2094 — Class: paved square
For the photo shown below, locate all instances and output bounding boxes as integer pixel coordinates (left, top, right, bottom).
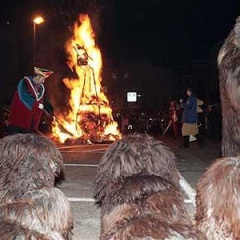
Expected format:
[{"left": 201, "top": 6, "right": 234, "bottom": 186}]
[
  {"left": 57, "top": 164, "right": 196, "bottom": 240},
  {"left": 57, "top": 137, "right": 219, "bottom": 239}
]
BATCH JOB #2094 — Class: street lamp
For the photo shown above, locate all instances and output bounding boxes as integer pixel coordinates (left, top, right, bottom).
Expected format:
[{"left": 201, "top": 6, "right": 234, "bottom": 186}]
[{"left": 33, "top": 16, "right": 44, "bottom": 66}]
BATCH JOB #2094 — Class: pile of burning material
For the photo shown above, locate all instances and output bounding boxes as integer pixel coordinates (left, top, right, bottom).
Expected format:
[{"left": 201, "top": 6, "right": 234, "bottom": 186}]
[{"left": 52, "top": 14, "right": 121, "bottom": 144}]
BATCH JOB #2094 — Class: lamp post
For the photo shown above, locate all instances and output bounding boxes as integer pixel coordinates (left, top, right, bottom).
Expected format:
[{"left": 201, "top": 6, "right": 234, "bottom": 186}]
[{"left": 33, "top": 16, "right": 44, "bottom": 66}]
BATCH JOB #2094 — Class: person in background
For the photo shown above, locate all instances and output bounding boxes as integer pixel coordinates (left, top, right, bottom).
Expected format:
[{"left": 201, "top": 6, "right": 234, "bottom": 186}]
[
  {"left": 7, "top": 67, "right": 54, "bottom": 135},
  {"left": 180, "top": 87, "right": 206, "bottom": 148},
  {"left": 168, "top": 101, "right": 181, "bottom": 139}
]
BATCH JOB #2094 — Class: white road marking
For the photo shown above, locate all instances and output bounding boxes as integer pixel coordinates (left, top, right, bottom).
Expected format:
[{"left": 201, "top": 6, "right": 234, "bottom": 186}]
[
  {"left": 179, "top": 174, "right": 196, "bottom": 206},
  {"left": 68, "top": 197, "right": 95, "bottom": 202},
  {"left": 64, "top": 163, "right": 98, "bottom": 167},
  {"left": 64, "top": 163, "right": 196, "bottom": 206}
]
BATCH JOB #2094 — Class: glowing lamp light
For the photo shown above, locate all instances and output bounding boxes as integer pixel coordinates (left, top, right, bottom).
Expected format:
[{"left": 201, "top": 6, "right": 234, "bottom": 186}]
[
  {"left": 33, "top": 16, "right": 44, "bottom": 66},
  {"left": 33, "top": 16, "right": 44, "bottom": 25}
]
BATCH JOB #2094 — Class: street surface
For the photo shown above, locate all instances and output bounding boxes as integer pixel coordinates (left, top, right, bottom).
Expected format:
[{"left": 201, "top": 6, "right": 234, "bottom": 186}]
[{"left": 56, "top": 135, "right": 221, "bottom": 240}]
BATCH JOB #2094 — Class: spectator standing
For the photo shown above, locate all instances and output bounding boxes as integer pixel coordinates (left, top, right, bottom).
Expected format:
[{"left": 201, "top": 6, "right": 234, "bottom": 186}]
[{"left": 180, "top": 87, "right": 206, "bottom": 148}]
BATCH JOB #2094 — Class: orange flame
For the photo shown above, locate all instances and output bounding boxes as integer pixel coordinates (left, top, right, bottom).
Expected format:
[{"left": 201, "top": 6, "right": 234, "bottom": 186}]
[{"left": 52, "top": 14, "right": 121, "bottom": 143}]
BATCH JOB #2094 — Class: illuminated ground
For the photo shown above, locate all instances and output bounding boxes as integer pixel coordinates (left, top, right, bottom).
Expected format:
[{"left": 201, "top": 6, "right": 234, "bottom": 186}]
[{"left": 56, "top": 135, "right": 220, "bottom": 240}]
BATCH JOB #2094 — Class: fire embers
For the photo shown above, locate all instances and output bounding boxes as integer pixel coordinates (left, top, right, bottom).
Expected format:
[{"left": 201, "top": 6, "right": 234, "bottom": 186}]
[{"left": 94, "top": 134, "right": 206, "bottom": 239}]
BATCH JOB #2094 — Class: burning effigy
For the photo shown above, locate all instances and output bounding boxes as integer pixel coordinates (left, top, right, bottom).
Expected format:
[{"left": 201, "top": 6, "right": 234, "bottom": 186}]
[{"left": 52, "top": 14, "right": 121, "bottom": 144}]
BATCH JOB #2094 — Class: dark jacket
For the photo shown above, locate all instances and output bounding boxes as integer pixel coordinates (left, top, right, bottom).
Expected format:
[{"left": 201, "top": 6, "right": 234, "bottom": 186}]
[{"left": 181, "top": 94, "right": 198, "bottom": 123}]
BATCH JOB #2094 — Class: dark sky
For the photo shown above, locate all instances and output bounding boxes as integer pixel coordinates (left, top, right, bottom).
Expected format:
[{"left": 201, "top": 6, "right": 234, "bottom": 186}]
[
  {"left": 1, "top": 0, "right": 240, "bottom": 65},
  {"left": 107, "top": 0, "right": 239, "bottom": 64}
]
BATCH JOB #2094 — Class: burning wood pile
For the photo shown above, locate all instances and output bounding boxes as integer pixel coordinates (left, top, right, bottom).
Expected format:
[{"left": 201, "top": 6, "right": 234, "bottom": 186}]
[{"left": 52, "top": 15, "right": 121, "bottom": 144}]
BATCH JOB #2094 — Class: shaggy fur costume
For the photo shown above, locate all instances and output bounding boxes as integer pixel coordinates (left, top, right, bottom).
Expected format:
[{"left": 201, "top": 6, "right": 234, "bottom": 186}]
[
  {"left": 218, "top": 16, "right": 240, "bottom": 157},
  {"left": 196, "top": 156, "right": 240, "bottom": 239},
  {"left": 94, "top": 134, "right": 206, "bottom": 239},
  {"left": 94, "top": 134, "right": 180, "bottom": 201},
  {"left": 0, "top": 133, "right": 73, "bottom": 239}
]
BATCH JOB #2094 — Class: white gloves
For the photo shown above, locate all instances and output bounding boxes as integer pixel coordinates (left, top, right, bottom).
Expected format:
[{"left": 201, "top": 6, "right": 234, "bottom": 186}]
[{"left": 38, "top": 103, "right": 44, "bottom": 109}]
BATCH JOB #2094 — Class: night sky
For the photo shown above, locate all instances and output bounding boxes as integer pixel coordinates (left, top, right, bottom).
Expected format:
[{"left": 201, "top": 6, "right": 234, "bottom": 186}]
[
  {"left": 0, "top": 0, "right": 240, "bottom": 108},
  {"left": 1, "top": 0, "right": 240, "bottom": 65},
  {"left": 107, "top": 0, "right": 240, "bottom": 64}
]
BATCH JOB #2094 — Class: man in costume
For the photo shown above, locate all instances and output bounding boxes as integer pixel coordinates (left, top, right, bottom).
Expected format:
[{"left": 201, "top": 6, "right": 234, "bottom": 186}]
[{"left": 7, "top": 67, "right": 53, "bottom": 135}]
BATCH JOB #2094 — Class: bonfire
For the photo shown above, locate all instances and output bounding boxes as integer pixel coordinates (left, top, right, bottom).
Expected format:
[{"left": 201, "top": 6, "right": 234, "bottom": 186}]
[{"left": 52, "top": 14, "right": 121, "bottom": 144}]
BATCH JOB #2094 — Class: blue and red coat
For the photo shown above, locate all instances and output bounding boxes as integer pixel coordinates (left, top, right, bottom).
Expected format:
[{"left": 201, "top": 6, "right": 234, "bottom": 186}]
[{"left": 9, "top": 76, "right": 45, "bottom": 131}]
